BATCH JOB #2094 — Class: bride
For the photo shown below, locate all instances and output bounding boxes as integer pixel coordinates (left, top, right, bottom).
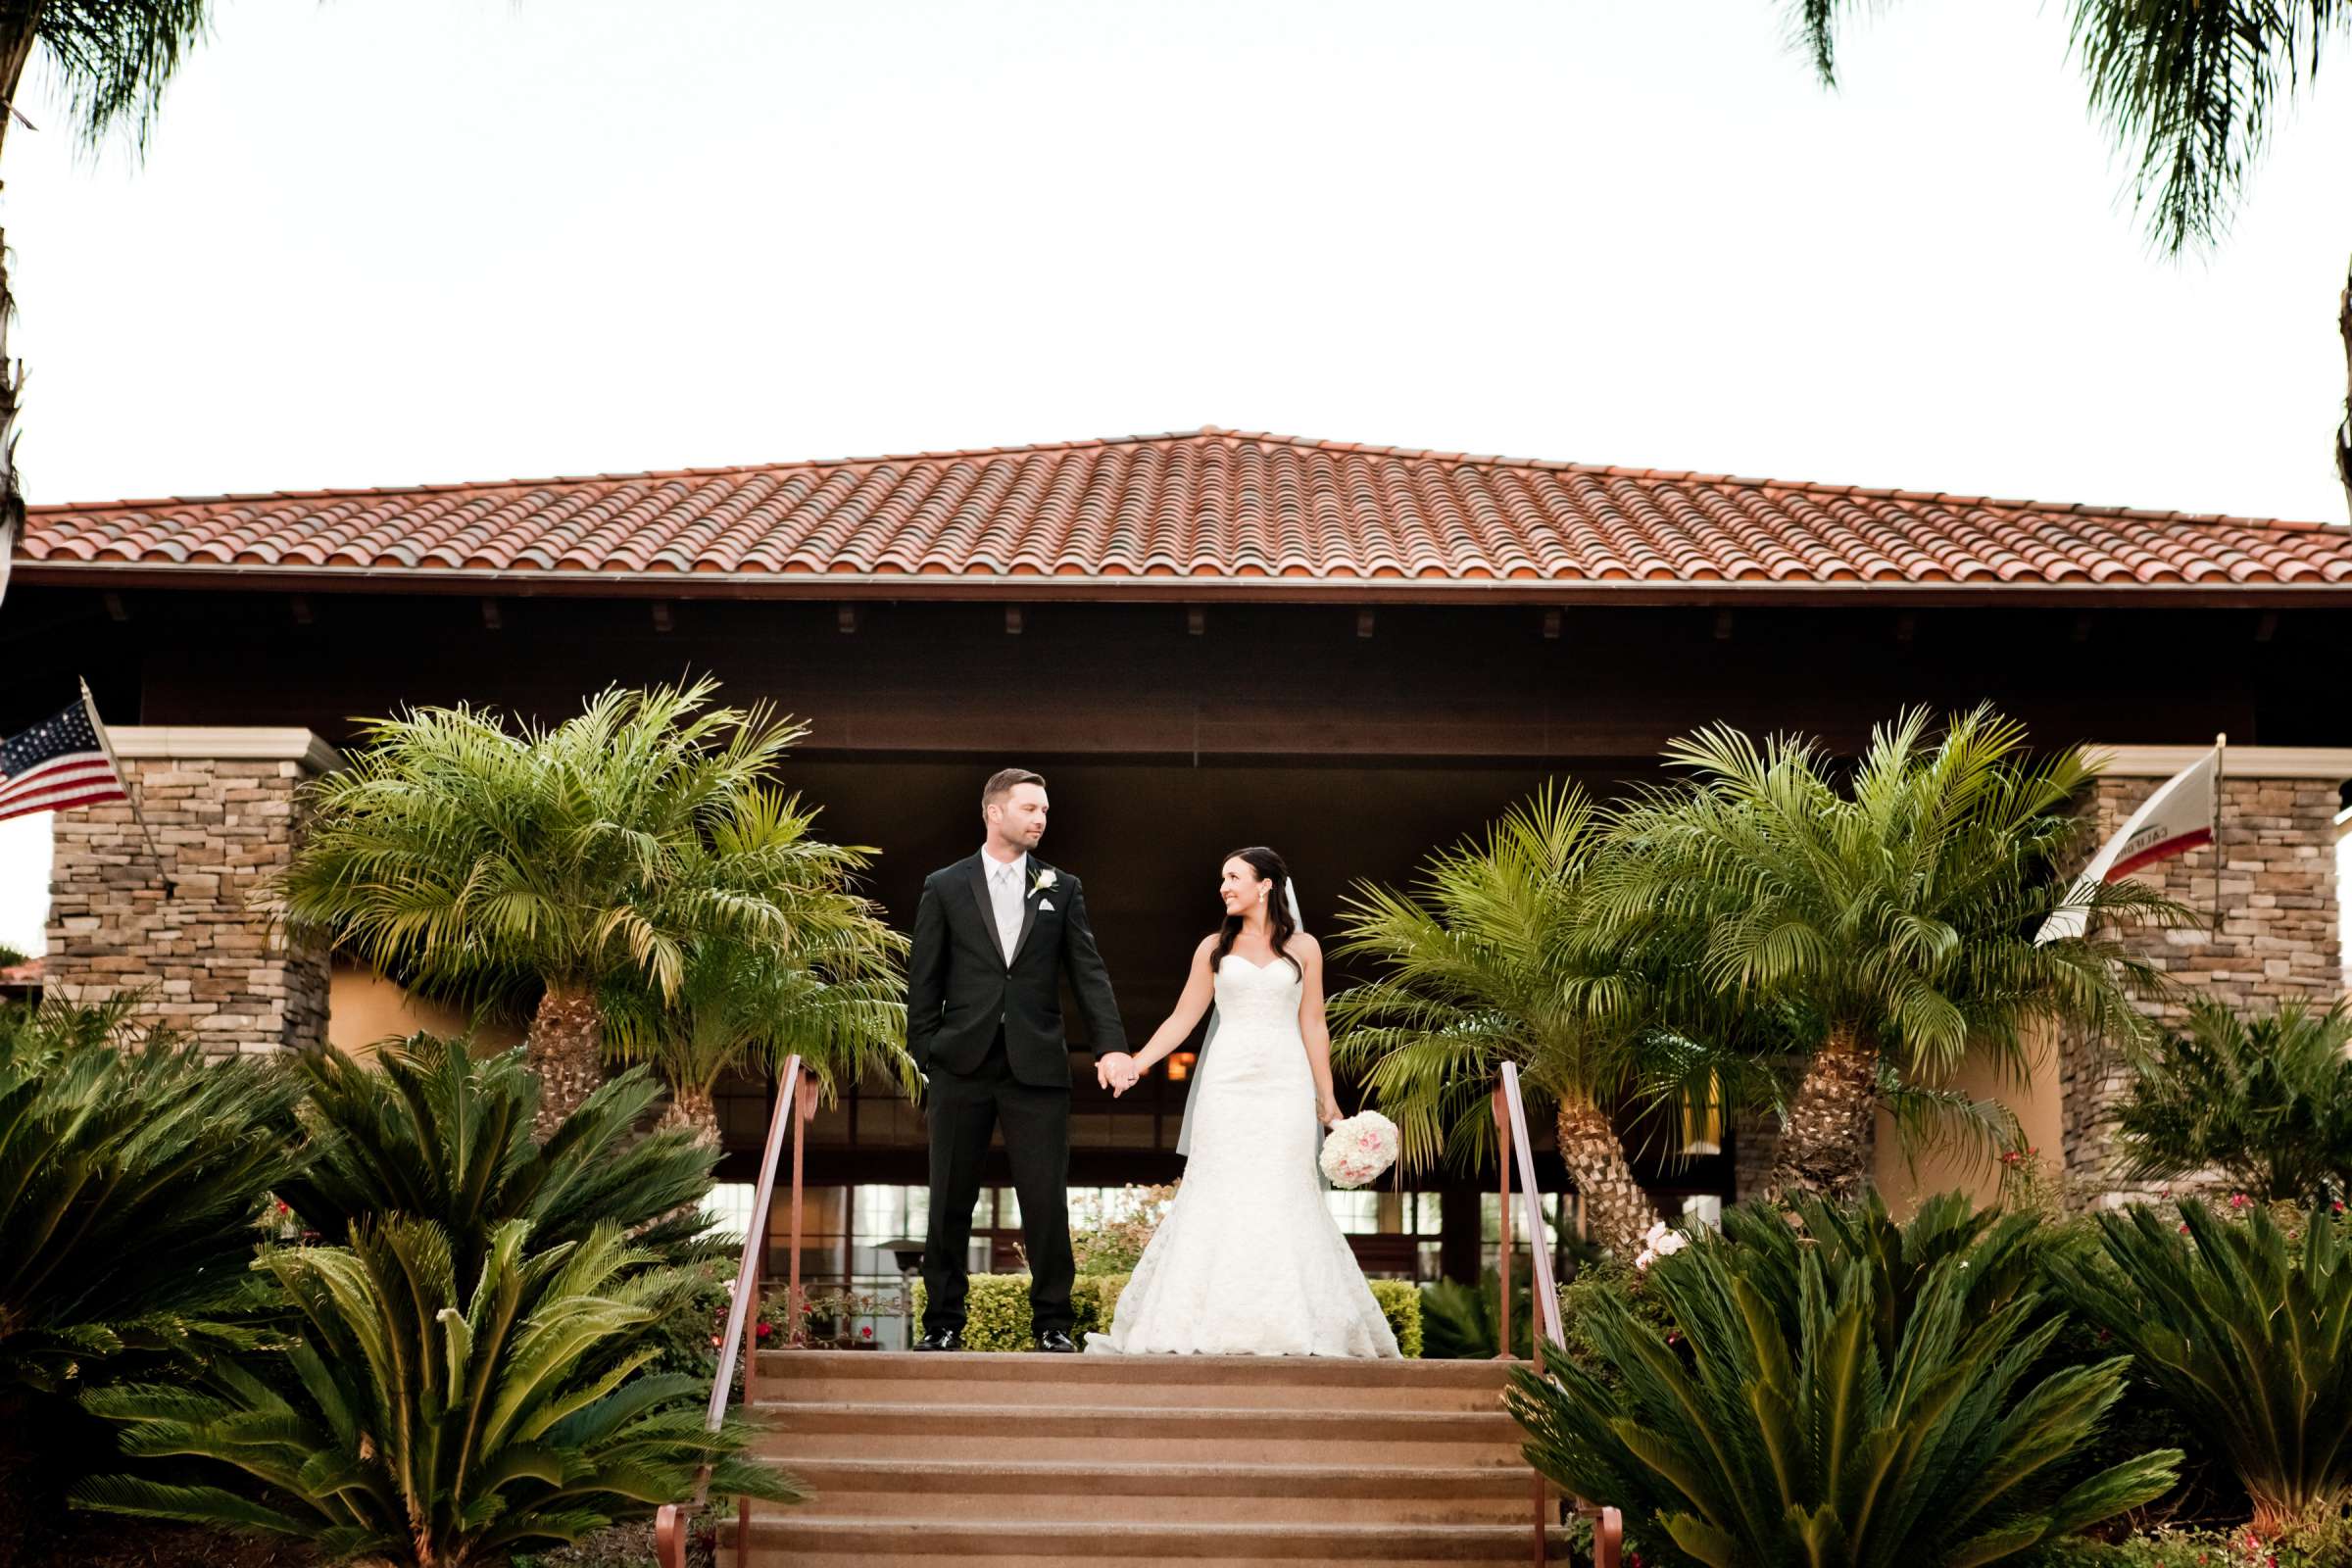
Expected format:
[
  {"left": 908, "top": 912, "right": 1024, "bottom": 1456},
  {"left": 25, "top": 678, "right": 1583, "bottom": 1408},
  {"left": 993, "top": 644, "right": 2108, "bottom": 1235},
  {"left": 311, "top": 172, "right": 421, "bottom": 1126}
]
[{"left": 1087, "top": 847, "right": 1399, "bottom": 1357}]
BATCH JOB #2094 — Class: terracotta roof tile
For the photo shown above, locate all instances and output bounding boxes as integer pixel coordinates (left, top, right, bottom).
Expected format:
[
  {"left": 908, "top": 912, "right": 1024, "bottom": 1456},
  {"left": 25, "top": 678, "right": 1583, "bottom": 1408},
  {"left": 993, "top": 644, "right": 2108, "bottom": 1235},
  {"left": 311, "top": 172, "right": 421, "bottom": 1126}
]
[{"left": 17, "top": 427, "right": 2352, "bottom": 600}]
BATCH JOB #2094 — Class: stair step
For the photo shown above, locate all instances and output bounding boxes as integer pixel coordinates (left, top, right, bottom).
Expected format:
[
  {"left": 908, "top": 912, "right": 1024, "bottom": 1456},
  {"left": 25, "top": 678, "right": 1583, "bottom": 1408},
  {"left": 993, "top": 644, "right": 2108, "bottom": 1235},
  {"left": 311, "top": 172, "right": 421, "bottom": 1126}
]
[
  {"left": 774, "top": 1457, "right": 1547, "bottom": 1525},
  {"left": 756, "top": 1349, "right": 1515, "bottom": 1412},
  {"left": 755, "top": 1400, "right": 1528, "bottom": 1466},
  {"left": 730, "top": 1518, "right": 1572, "bottom": 1565}
]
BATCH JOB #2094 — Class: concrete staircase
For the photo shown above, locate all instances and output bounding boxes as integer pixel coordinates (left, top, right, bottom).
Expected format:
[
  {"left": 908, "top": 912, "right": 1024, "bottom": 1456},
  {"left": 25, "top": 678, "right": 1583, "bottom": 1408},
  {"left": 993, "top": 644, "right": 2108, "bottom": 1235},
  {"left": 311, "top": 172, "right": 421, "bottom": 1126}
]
[{"left": 735, "top": 1348, "right": 1571, "bottom": 1566}]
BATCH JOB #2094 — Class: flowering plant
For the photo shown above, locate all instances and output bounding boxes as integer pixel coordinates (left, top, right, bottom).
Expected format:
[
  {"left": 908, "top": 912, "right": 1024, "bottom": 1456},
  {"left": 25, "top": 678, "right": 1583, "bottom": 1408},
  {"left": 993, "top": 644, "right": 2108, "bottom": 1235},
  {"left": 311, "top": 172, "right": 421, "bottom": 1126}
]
[
  {"left": 1633, "top": 1220, "right": 1688, "bottom": 1272},
  {"left": 1319, "top": 1109, "right": 1399, "bottom": 1190}
]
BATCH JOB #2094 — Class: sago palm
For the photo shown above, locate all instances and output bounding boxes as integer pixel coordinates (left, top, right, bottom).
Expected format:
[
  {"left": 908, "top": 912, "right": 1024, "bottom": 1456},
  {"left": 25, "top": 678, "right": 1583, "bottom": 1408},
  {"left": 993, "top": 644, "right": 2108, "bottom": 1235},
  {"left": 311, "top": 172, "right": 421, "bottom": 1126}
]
[
  {"left": 2053, "top": 1201, "right": 2352, "bottom": 1537},
  {"left": 274, "top": 1034, "right": 719, "bottom": 1274},
  {"left": 1509, "top": 1190, "right": 2180, "bottom": 1568},
  {"left": 0, "top": 996, "right": 297, "bottom": 1396},
  {"left": 74, "top": 1216, "right": 803, "bottom": 1566},
  {"left": 1330, "top": 782, "right": 1666, "bottom": 1260},
  {"left": 0, "top": 997, "right": 296, "bottom": 1558},
  {"left": 1588, "top": 706, "right": 2179, "bottom": 1201},
  {"left": 601, "top": 860, "right": 911, "bottom": 1146},
  {"left": 273, "top": 677, "right": 880, "bottom": 1134},
  {"left": 2115, "top": 998, "right": 2352, "bottom": 1204}
]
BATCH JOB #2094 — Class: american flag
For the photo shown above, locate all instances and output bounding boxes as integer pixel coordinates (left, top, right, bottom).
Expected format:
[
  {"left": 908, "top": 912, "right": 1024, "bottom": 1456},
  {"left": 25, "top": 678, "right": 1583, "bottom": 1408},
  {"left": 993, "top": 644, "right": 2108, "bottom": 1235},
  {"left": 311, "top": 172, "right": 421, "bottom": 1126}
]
[{"left": 0, "top": 696, "right": 129, "bottom": 824}]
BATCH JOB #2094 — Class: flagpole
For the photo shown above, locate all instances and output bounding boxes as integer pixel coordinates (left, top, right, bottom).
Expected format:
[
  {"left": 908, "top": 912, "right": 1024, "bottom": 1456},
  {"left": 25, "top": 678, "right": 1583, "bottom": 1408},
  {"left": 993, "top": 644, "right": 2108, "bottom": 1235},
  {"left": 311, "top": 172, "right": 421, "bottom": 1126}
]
[
  {"left": 77, "top": 677, "right": 168, "bottom": 879},
  {"left": 2210, "top": 731, "right": 2227, "bottom": 937}
]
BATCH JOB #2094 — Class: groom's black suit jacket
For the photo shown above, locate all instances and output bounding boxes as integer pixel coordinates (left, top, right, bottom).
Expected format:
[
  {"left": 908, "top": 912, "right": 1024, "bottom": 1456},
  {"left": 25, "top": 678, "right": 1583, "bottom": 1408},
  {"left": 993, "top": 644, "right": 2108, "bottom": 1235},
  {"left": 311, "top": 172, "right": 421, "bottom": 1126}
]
[{"left": 906, "top": 853, "right": 1127, "bottom": 1088}]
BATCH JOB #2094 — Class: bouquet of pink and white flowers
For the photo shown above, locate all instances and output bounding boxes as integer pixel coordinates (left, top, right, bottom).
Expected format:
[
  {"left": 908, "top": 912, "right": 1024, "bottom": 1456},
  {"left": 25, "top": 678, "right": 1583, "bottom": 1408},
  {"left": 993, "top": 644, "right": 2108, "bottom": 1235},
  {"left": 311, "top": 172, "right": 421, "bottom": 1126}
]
[{"left": 1319, "top": 1109, "right": 1399, "bottom": 1190}]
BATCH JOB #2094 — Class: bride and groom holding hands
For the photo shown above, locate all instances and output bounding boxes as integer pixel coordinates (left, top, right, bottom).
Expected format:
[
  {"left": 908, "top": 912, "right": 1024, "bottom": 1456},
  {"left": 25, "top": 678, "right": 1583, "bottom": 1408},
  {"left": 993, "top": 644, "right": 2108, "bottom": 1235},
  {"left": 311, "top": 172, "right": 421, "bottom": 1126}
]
[{"left": 904, "top": 767, "right": 1400, "bottom": 1359}]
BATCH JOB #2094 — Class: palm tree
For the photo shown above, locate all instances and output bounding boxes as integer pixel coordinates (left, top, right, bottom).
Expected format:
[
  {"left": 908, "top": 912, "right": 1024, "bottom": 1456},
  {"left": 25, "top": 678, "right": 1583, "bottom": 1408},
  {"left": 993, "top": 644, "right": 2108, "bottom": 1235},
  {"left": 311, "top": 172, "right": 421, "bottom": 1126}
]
[
  {"left": 0, "top": 3, "right": 215, "bottom": 597},
  {"left": 1330, "top": 783, "right": 1669, "bottom": 1261},
  {"left": 273, "top": 678, "right": 880, "bottom": 1136},
  {"left": 1785, "top": 1, "right": 2352, "bottom": 514},
  {"left": 2116, "top": 997, "right": 2352, "bottom": 1203},
  {"left": 603, "top": 921, "right": 912, "bottom": 1148},
  {"left": 1587, "top": 706, "right": 2180, "bottom": 1202}
]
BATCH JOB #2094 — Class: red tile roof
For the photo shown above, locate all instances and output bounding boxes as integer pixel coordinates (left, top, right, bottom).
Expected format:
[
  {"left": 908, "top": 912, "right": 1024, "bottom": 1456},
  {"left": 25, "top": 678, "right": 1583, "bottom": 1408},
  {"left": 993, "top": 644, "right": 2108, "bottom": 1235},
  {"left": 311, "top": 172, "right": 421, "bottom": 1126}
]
[{"left": 18, "top": 427, "right": 2352, "bottom": 604}]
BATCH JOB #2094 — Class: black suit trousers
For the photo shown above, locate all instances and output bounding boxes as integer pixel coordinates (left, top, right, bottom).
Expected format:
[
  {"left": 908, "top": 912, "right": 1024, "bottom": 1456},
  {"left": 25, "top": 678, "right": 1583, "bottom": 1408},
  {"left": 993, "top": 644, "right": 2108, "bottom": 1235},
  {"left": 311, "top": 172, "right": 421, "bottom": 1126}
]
[{"left": 920, "top": 1030, "right": 1075, "bottom": 1337}]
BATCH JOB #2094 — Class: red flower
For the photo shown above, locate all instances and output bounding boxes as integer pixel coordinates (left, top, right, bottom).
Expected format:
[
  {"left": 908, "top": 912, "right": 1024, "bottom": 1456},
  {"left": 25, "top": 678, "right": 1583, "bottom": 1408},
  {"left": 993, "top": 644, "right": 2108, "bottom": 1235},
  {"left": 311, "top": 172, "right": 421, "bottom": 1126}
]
[
  {"left": 756, "top": 1321, "right": 773, "bottom": 1340},
  {"left": 859, "top": 1325, "right": 874, "bottom": 1340},
  {"left": 2230, "top": 1193, "right": 2252, "bottom": 1210},
  {"left": 274, "top": 1200, "right": 291, "bottom": 1216}
]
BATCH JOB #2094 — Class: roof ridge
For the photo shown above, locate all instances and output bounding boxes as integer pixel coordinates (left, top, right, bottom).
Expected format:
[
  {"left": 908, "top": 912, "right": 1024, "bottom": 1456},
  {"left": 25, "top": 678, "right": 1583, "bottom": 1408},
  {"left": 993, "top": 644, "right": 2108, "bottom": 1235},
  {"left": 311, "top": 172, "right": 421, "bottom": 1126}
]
[{"left": 22, "top": 424, "right": 2344, "bottom": 533}]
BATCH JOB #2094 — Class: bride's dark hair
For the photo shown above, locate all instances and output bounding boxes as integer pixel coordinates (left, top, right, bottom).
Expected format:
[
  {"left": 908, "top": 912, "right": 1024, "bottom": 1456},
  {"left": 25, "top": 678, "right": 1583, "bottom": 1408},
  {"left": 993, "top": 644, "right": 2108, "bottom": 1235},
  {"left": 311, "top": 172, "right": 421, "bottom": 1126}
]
[{"left": 1211, "top": 846, "right": 1301, "bottom": 978}]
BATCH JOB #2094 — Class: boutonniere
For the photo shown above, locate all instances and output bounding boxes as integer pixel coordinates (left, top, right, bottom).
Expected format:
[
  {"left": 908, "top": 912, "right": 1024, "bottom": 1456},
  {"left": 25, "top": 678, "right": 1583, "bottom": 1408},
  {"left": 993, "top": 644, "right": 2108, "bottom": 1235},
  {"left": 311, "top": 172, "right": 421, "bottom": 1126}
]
[{"left": 1030, "top": 867, "right": 1057, "bottom": 897}]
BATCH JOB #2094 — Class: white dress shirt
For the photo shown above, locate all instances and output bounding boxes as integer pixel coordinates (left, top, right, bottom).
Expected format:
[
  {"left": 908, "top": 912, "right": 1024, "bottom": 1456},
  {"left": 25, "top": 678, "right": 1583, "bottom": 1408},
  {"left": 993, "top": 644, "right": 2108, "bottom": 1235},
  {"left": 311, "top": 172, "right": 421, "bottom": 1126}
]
[{"left": 981, "top": 848, "right": 1028, "bottom": 962}]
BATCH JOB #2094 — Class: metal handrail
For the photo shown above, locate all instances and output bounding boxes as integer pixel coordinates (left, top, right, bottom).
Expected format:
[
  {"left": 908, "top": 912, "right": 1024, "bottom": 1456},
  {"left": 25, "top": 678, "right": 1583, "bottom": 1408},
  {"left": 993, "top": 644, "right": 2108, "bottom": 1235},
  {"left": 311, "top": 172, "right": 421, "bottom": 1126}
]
[
  {"left": 1495, "top": 1061, "right": 1622, "bottom": 1568},
  {"left": 655, "top": 1053, "right": 810, "bottom": 1568}
]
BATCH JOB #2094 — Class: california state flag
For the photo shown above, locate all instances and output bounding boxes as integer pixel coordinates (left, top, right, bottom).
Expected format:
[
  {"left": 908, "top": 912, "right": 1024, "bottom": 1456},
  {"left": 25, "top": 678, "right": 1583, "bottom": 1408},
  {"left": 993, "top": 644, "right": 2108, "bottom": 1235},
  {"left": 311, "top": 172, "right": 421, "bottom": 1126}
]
[{"left": 2034, "top": 745, "right": 2220, "bottom": 945}]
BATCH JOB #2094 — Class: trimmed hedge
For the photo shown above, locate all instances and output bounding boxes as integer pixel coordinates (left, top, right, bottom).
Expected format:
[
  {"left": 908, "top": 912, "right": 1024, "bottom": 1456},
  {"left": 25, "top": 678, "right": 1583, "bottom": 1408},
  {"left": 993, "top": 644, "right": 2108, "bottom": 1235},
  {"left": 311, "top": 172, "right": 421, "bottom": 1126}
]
[
  {"left": 913, "top": 1272, "right": 1423, "bottom": 1356},
  {"left": 910, "top": 1274, "right": 1131, "bottom": 1350}
]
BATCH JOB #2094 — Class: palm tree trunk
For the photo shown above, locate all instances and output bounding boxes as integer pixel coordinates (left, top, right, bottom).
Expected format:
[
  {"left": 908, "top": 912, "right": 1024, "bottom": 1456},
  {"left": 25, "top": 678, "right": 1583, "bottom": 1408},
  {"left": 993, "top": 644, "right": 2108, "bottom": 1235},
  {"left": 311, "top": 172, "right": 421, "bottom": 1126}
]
[
  {"left": 1553, "top": 1097, "right": 1657, "bottom": 1261},
  {"left": 1765, "top": 1023, "right": 1878, "bottom": 1201},
  {"left": 659, "top": 1082, "right": 721, "bottom": 1147},
  {"left": 527, "top": 981, "right": 605, "bottom": 1140}
]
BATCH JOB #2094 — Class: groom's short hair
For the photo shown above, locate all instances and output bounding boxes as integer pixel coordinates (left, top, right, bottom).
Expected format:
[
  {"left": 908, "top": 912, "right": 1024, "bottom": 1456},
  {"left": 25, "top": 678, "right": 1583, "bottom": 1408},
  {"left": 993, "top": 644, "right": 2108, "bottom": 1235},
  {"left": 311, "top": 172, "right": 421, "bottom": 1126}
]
[{"left": 982, "top": 767, "right": 1047, "bottom": 817}]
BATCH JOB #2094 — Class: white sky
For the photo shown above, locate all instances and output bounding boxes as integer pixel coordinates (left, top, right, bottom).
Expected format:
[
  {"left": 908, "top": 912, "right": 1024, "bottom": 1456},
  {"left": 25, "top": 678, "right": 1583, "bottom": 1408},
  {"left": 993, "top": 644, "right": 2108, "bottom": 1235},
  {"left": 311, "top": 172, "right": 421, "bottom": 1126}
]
[{"left": 5, "top": 0, "right": 2352, "bottom": 954}]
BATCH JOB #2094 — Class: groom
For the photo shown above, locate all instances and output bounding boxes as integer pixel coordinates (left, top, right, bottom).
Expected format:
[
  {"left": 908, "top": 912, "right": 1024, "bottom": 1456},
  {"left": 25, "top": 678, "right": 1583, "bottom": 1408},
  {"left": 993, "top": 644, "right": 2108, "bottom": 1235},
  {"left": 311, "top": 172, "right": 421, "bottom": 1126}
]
[{"left": 906, "top": 768, "right": 1131, "bottom": 1352}]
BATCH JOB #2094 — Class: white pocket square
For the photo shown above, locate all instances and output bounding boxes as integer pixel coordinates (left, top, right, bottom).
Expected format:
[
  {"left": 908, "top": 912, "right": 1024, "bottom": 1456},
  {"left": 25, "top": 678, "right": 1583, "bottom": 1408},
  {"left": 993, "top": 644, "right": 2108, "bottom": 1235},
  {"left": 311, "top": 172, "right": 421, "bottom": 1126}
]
[{"left": 1038, "top": 899, "right": 1055, "bottom": 910}]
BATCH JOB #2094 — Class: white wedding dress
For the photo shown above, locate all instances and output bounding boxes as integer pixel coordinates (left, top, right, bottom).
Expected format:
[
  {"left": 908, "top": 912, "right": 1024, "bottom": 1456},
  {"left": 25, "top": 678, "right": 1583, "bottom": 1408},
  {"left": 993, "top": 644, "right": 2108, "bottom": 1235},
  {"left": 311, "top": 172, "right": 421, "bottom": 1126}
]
[{"left": 1087, "top": 955, "right": 1400, "bottom": 1357}]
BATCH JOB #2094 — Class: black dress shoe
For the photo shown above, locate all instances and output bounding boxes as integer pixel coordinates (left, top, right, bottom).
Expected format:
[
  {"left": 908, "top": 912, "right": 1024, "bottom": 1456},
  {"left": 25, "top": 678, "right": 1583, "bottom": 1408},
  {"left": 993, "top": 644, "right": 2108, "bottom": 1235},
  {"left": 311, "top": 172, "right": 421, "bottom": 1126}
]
[
  {"left": 1033, "top": 1329, "right": 1078, "bottom": 1353},
  {"left": 912, "top": 1328, "right": 962, "bottom": 1352}
]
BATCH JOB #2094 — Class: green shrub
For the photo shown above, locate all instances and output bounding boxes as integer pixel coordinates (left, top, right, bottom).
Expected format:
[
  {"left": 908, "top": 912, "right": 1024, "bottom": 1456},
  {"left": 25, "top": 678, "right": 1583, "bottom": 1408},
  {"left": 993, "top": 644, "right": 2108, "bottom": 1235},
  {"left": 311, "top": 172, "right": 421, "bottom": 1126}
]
[
  {"left": 1419, "top": 1270, "right": 1535, "bottom": 1359},
  {"left": 2022, "top": 1513, "right": 2352, "bottom": 1568},
  {"left": 2053, "top": 1201, "right": 2352, "bottom": 1537},
  {"left": 910, "top": 1273, "right": 1418, "bottom": 1355},
  {"left": 910, "top": 1274, "right": 1129, "bottom": 1349},
  {"left": 2114, "top": 998, "right": 2352, "bottom": 1204},
  {"left": 1511, "top": 1191, "right": 2180, "bottom": 1568},
  {"left": 1369, "top": 1279, "right": 1422, "bottom": 1357},
  {"left": 74, "top": 1217, "right": 802, "bottom": 1566},
  {"left": 1555, "top": 1257, "right": 1675, "bottom": 1382}
]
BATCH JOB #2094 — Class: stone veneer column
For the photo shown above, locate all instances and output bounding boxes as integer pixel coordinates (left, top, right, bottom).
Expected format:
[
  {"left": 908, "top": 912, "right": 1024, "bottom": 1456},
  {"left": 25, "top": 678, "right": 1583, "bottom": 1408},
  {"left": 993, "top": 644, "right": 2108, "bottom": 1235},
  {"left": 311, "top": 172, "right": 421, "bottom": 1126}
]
[
  {"left": 44, "top": 727, "right": 342, "bottom": 1057},
  {"left": 2058, "top": 746, "right": 2351, "bottom": 1202}
]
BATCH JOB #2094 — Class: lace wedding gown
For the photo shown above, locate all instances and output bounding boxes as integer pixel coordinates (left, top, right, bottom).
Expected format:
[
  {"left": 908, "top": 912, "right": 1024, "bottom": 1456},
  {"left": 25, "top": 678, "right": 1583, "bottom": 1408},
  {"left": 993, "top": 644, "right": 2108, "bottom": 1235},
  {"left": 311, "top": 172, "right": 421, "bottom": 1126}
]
[{"left": 1087, "top": 955, "right": 1400, "bottom": 1357}]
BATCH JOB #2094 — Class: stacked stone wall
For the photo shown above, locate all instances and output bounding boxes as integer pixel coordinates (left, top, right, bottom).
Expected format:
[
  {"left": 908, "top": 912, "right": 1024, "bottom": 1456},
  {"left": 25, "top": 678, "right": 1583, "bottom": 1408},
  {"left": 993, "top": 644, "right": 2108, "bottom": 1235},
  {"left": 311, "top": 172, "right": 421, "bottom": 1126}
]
[
  {"left": 2058, "top": 773, "right": 2345, "bottom": 1200},
  {"left": 44, "top": 740, "right": 333, "bottom": 1057}
]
